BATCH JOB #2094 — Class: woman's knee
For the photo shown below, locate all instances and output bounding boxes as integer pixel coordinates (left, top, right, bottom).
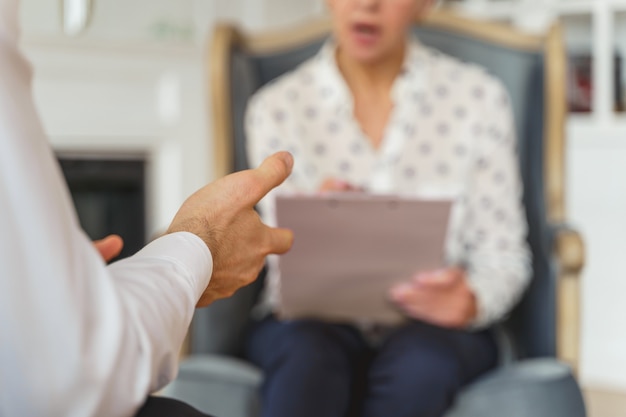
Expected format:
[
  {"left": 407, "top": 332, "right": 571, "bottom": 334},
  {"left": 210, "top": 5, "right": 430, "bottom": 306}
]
[
  {"left": 363, "top": 353, "right": 461, "bottom": 417},
  {"left": 251, "top": 319, "right": 361, "bottom": 373}
]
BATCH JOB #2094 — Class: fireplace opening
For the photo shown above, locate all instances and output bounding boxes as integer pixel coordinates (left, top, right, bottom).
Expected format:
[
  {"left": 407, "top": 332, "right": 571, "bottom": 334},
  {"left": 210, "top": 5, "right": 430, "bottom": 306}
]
[{"left": 58, "top": 157, "right": 146, "bottom": 261}]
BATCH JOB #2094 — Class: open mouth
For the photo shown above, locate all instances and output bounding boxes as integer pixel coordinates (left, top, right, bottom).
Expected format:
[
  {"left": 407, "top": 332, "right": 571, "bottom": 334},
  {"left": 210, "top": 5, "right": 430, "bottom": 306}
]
[{"left": 353, "top": 22, "right": 380, "bottom": 38}]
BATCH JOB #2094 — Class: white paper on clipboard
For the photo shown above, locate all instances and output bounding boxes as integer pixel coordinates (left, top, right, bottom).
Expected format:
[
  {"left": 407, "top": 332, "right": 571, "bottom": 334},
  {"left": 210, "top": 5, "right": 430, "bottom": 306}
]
[{"left": 275, "top": 193, "right": 453, "bottom": 325}]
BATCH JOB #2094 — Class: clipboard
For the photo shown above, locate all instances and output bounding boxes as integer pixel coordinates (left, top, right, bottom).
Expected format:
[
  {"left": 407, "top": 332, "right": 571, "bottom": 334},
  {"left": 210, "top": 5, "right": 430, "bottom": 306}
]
[{"left": 275, "top": 193, "right": 452, "bottom": 325}]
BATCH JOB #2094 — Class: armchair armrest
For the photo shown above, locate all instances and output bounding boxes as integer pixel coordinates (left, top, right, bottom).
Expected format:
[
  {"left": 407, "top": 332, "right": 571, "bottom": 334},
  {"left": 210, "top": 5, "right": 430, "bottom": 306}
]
[
  {"left": 554, "top": 225, "right": 585, "bottom": 275},
  {"left": 552, "top": 224, "right": 585, "bottom": 373},
  {"left": 444, "top": 359, "right": 586, "bottom": 417}
]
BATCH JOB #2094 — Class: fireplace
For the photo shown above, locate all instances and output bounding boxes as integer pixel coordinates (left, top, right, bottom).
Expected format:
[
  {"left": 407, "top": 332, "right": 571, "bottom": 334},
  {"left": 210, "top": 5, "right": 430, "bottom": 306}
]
[
  {"left": 59, "top": 157, "right": 146, "bottom": 261},
  {"left": 29, "top": 35, "right": 206, "bottom": 262}
]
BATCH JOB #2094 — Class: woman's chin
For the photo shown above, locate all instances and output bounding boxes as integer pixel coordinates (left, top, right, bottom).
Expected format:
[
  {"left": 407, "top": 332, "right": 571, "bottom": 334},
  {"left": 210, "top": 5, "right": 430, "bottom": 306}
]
[{"left": 342, "top": 45, "right": 389, "bottom": 66}]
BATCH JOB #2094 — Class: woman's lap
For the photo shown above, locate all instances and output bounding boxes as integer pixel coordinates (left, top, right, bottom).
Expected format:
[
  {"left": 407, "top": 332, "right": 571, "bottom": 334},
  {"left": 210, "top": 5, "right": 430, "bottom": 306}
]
[
  {"left": 246, "top": 317, "right": 367, "bottom": 417},
  {"left": 246, "top": 317, "right": 498, "bottom": 417},
  {"left": 361, "top": 321, "right": 498, "bottom": 417}
]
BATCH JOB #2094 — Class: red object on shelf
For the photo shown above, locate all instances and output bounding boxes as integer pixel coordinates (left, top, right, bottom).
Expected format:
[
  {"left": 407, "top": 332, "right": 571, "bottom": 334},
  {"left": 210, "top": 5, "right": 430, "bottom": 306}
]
[
  {"left": 567, "top": 54, "right": 592, "bottom": 113},
  {"left": 567, "top": 53, "right": 624, "bottom": 113}
]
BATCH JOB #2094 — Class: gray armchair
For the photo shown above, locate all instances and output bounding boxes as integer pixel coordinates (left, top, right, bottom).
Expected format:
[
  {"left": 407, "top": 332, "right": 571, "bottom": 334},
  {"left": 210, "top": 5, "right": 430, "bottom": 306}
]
[{"left": 164, "top": 10, "right": 587, "bottom": 417}]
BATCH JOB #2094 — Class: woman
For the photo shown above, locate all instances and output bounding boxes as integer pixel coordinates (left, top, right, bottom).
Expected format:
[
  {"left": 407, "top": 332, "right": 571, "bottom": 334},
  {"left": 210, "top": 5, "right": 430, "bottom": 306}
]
[{"left": 245, "top": 1, "right": 531, "bottom": 416}]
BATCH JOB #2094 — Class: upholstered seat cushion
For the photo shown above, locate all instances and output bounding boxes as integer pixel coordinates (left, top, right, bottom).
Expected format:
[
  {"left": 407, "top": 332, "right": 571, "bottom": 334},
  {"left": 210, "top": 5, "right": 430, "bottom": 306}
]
[
  {"left": 445, "top": 359, "right": 586, "bottom": 417},
  {"left": 163, "top": 357, "right": 584, "bottom": 417},
  {"left": 163, "top": 355, "right": 262, "bottom": 417}
]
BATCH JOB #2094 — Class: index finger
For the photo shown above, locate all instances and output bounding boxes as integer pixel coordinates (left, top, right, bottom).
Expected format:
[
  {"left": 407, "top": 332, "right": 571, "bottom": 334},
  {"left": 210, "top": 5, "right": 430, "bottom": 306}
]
[{"left": 246, "top": 152, "right": 294, "bottom": 205}]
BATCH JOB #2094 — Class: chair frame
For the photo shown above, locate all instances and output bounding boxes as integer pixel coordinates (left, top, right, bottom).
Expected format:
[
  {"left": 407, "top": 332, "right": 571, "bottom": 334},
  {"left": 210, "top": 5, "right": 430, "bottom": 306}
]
[{"left": 208, "top": 8, "right": 585, "bottom": 370}]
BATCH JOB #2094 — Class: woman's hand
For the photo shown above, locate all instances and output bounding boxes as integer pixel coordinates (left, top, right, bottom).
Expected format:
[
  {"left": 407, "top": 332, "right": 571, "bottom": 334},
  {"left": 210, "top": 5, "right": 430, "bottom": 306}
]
[
  {"left": 318, "top": 178, "right": 362, "bottom": 193},
  {"left": 389, "top": 268, "right": 478, "bottom": 329},
  {"left": 93, "top": 234, "right": 124, "bottom": 262}
]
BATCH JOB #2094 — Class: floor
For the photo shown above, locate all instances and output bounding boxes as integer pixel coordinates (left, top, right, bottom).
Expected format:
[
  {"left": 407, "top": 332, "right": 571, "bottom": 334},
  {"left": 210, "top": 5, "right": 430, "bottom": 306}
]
[{"left": 586, "top": 388, "right": 626, "bottom": 417}]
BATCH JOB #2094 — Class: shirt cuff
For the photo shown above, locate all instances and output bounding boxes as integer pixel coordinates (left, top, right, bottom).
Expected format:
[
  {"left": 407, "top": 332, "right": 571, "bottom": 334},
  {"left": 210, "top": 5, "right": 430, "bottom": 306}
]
[{"left": 133, "top": 232, "right": 213, "bottom": 300}]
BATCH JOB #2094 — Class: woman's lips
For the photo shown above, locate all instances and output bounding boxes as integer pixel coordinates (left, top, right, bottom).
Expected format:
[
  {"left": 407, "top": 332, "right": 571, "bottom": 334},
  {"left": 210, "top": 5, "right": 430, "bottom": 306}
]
[{"left": 351, "top": 22, "right": 381, "bottom": 47}]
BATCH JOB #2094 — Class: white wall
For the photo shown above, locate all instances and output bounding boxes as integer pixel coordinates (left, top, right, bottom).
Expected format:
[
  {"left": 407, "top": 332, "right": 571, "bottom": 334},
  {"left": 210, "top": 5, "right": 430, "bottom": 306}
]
[{"left": 569, "top": 127, "right": 626, "bottom": 391}]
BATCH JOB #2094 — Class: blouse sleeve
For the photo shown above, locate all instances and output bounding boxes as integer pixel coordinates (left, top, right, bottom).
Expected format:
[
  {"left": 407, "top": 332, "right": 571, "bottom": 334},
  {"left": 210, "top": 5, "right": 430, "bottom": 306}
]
[{"left": 462, "top": 79, "right": 532, "bottom": 329}]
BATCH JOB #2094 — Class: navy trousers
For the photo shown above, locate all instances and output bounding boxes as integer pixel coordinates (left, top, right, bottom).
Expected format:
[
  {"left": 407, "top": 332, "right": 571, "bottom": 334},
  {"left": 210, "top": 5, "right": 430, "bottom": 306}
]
[{"left": 246, "top": 317, "right": 498, "bottom": 417}]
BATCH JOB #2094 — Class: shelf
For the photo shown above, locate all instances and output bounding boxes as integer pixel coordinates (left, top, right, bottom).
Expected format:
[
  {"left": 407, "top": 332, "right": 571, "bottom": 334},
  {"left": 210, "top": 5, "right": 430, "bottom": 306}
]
[
  {"left": 568, "top": 133, "right": 626, "bottom": 148},
  {"left": 568, "top": 113, "right": 626, "bottom": 127},
  {"left": 567, "top": 115, "right": 626, "bottom": 147},
  {"left": 450, "top": 1, "right": 594, "bottom": 20},
  {"left": 556, "top": 0, "right": 626, "bottom": 14},
  {"left": 451, "top": 1, "right": 626, "bottom": 20},
  {"left": 568, "top": 114, "right": 596, "bottom": 127}
]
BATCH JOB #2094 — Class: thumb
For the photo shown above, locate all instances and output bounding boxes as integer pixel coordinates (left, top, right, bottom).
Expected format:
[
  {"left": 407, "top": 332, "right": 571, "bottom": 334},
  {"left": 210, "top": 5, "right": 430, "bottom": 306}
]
[{"left": 246, "top": 152, "right": 294, "bottom": 204}]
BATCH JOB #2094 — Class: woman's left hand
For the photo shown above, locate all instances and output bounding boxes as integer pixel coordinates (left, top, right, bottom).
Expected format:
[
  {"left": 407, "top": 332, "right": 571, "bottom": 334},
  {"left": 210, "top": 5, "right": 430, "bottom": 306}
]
[{"left": 389, "top": 268, "right": 478, "bottom": 329}]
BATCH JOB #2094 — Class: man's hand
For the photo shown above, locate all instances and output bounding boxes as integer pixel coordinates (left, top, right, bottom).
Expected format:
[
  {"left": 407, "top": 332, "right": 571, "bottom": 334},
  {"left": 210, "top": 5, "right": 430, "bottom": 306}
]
[
  {"left": 389, "top": 268, "right": 478, "bottom": 328},
  {"left": 93, "top": 235, "right": 124, "bottom": 263},
  {"left": 167, "top": 152, "right": 295, "bottom": 307}
]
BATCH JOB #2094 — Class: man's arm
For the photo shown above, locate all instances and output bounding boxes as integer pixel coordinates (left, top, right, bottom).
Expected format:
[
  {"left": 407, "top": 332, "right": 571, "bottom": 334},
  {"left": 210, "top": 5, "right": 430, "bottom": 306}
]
[{"left": 0, "top": 4, "right": 292, "bottom": 416}]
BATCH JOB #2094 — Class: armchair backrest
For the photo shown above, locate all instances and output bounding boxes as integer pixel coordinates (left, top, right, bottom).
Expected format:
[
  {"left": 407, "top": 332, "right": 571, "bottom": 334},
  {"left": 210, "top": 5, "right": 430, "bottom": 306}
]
[{"left": 192, "top": 10, "right": 567, "bottom": 360}]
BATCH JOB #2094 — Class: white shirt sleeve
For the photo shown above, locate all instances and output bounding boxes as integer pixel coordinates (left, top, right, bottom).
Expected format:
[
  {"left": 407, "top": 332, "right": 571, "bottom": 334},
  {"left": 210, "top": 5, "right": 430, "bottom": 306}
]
[{"left": 0, "top": 3, "right": 212, "bottom": 416}]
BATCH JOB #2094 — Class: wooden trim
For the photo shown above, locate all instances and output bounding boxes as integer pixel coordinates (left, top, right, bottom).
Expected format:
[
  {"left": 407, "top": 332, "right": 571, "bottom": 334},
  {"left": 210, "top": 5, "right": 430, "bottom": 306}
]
[
  {"left": 234, "top": 9, "right": 544, "bottom": 55},
  {"left": 543, "top": 23, "right": 584, "bottom": 371},
  {"left": 210, "top": 24, "right": 241, "bottom": 179},
  {"left": 544, "top": 23, "right": 568, "bottom": 224},
  {"left": 556, "top": 229, "right": 586, "bottom": 275},
  {"left": 555, "top": 228, "right": 585, "bottom": 373},
  {"left": 557, "top": 272, "right": 581, "bottom": 373}
]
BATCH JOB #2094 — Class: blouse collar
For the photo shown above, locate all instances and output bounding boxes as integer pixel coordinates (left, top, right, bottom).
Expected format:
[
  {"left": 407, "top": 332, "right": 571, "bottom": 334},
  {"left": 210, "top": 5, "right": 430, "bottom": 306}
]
[{"left": 315, "top": 36, "right": 430, "bottom": 111}]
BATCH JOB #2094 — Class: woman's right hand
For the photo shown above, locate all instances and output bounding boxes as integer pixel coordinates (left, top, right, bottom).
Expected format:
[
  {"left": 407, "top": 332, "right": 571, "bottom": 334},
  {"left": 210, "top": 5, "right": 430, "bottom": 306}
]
[
  {"left": 318, "top": 178, "right": 362, "bottom": 193},
  {"left": 389, "top": 268, "right": 477, "bottom": 329}
]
